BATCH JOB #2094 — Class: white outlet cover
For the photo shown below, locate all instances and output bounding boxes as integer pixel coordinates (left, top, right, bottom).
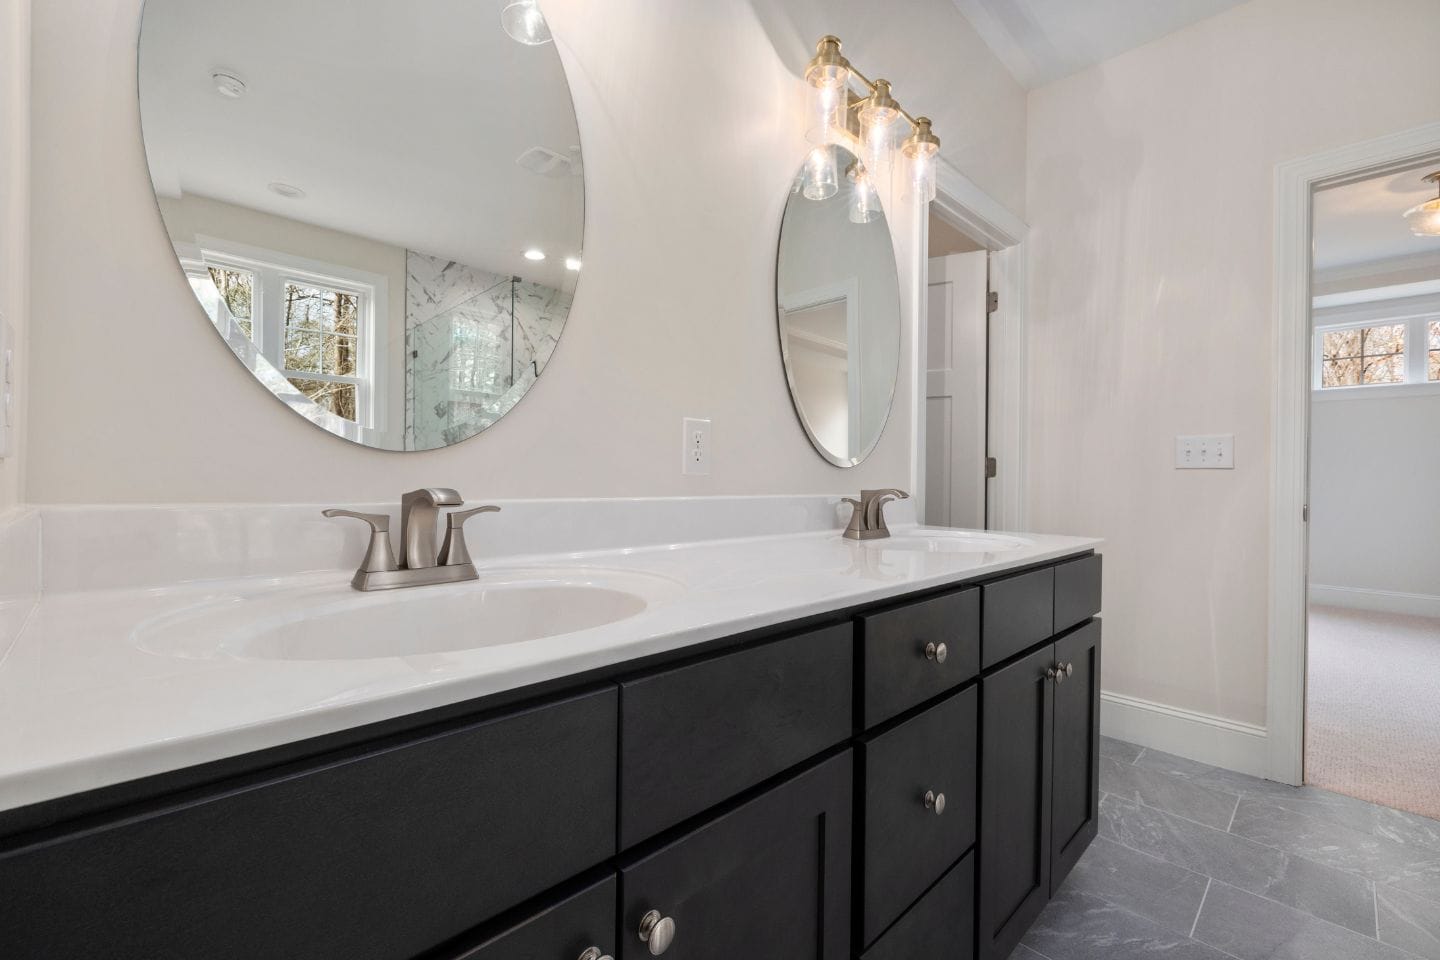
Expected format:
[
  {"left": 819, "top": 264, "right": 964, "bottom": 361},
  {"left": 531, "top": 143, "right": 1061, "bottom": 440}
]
[{"left": 682, "top": 417, "right": 711, "bottom": 477}]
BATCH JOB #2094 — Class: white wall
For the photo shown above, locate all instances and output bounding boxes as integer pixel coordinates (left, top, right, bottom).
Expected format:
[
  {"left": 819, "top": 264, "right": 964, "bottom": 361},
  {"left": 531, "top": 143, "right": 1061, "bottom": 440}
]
[
  {"left": 0, "top": 0, "right": 27, "bottom": 513},
  {"left": 1310, "top": 392, "right": 1440, "bottom": 601},
  {"left": 1025, "top": 0, "right": 1440, "bottom": 727},
  {"left": 25, "top": 0, "right": 1022, "bottom": 505}
]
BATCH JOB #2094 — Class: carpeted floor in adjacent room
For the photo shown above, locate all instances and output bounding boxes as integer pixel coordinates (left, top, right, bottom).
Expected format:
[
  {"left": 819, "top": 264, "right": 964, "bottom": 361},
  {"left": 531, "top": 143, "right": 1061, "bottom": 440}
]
[{"left": 1306, "top": 604, "right": 1440, "bottom": 821}]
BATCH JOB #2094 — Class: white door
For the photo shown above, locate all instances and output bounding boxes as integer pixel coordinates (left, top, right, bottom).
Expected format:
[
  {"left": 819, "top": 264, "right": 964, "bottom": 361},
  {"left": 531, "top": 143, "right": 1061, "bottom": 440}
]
[{"left": 924, "top": 252, "right": 987, "bottom": 528}]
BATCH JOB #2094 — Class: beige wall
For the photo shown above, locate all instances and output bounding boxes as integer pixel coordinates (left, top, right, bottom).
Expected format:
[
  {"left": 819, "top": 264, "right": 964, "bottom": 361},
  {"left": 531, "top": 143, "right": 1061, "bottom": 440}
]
[
  {"left": 0, "top": 0, "right": 28, "bottom": 512},
  {"left": 25, "top": 0, "right": 1023, "bottom": 504},
  {"left": 1025, "top": 0, "right": 1440, "bottom": 726}
]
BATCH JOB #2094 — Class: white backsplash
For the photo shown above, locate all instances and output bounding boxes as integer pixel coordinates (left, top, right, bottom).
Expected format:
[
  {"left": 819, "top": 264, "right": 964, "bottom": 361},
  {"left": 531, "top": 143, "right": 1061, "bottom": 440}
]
[
  {"left": 0, "top": 509, "right": 40, "bottom": 656},
  {"left": 32, "top": 495, "right": 918, "bottom": 594}
]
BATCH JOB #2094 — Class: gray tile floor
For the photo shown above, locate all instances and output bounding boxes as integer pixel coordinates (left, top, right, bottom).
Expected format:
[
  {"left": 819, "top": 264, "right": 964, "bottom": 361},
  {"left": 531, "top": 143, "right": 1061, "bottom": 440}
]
[{"left": 1012, "top": 737, "right": 1440, "bottom": 960}]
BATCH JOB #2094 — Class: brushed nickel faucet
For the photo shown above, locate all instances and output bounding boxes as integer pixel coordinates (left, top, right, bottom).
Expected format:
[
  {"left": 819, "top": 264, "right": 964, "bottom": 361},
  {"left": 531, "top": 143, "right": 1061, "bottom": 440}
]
[
  {"left": 323, "top": 488, "right": 499, "bottom": 591},
  {"left": 841, "top": 488, "right": 909, "bottom": 540}
]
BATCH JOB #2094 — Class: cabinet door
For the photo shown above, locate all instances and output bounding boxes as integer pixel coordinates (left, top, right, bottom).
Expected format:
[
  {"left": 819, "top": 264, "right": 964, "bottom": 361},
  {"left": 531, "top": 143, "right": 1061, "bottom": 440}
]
[
  {"left": 619, "top": 752, "right": 852, "bottom": 960},
  {"left": 1051, "top": 620, "right": 1102, "bottom": 893},
  {"left": 978, "top": 645, "right": 1054, "bottom": 960}
]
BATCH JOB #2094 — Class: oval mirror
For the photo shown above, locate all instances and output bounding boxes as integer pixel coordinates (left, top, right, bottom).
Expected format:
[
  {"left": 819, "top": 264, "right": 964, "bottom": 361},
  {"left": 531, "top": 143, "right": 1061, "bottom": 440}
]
[
  {"left": 138, "top": 0, "right": 584, "bottom": 451},
  {"left": 777, "top": 144, "right": 902, "bottom": 467}
]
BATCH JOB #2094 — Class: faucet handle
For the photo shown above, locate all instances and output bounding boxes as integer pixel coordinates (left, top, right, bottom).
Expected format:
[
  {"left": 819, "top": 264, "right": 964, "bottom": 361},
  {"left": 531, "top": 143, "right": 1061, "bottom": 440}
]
[
  {"left": 321, "top": 509, "right": 399, "bottom": 573},
  {"left": 439, "top": 505, "right": 501, "bottom": 567}
]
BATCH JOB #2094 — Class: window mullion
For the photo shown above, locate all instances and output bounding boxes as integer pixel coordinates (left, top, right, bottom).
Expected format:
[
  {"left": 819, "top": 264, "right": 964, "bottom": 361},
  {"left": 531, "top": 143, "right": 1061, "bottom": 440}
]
[
  {"left": 259, "top": 267, "right": 285, "bottom": 367},
  {"left": 1404, "top": 317, "right": 1425, "bottom": 384}
]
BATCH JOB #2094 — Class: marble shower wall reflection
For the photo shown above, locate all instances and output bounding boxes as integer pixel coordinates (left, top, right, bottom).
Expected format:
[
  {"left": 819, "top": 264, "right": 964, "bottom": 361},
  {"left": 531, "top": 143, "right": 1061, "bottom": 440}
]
[{"left": 405, "top": 251, "right": 572, "bottom": 451}]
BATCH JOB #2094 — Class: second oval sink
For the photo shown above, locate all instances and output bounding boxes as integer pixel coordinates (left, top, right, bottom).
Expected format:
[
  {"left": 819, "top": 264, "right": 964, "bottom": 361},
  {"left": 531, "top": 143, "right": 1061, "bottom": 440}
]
[{"left": 137, "top": 568, "right": 681, "bottom": 661}]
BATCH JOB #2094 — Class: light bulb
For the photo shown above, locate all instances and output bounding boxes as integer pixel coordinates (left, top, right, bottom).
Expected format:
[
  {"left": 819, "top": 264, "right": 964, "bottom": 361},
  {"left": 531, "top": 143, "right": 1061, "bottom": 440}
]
[
  {"left": 807, "top": 82, "right": 844, "bottom": 145},
  {"left": 501, "top": 0, "right": 552, "bottom": 45},
  {"left": 803, "top": 145, "right": 839, "bottom": 201}
]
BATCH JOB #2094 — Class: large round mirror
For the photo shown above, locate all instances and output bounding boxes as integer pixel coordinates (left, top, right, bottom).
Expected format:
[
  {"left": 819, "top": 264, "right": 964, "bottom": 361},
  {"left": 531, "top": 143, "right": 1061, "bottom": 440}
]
[
  {"left": 138, "top": 0, "right": 584, "bottom": 451},
  {"left": 777, "top": 144, "right": 901, "bottom": 467}
]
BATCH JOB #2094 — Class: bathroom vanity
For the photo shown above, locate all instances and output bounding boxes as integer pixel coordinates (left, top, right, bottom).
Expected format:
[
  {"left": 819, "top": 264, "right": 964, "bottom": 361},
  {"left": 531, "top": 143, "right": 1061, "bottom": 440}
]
[{"left": 0, "top": 519, "right": 1101, "bottom": 960}]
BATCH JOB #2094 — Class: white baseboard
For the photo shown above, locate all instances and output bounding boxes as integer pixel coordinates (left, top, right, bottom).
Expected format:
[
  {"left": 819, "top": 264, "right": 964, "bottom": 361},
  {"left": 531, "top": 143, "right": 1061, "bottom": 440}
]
[
  {"left": 1101, "top": 691, "right": 1270, "bottom": 780},
  {"left": 1308, "top": 584, "right": 1440, "bottom": 619}
]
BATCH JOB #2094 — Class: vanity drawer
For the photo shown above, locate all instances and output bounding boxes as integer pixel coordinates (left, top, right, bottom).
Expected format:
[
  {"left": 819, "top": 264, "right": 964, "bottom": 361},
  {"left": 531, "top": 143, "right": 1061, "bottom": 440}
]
[
  {"left": 861, "top": 852, "right": 975, "bottom": 960},
  {"left": 859, "top": 685, "right": 978, "bottom": 944},
  {"left": 981, "top": 566, "right": 1056, "bottom": 667},
  {"left": 1054, "top": 553, "right": 1102, "bottom": 634},
  {"left": 619, "top": 623, "right": 852, "bottom": 846},
  {"left": 0, "top": 687, "right": 618, "bottom": 960},
  {"left": 447, "top": 873, "right": 617, "bottom": 960},
  {"left": 859, "top": 588, "right": 979, "bottom": 727}
]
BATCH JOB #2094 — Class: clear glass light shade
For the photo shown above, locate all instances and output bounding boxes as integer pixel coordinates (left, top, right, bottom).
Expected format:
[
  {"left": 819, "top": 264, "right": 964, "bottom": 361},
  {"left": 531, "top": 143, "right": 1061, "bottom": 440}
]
[
  {"left": 908, "top": 149, "right": 937, "bottom": 203},
  {"left": 803, "top": 145, "right": 840, "bottom": 201},
  {"left": 1404, "top": 197, "right": 1440, "bottom": 237},
  {"left": 501, "top": 0, "right": 552, "bottom": 45},
  {"left": 807, "top": 82, "right": 845, "bottom": 145},
  {"left": 860, "top": 111, "right": 900, "bottom": 170},
  {"left": 849, "top": 164, "right": 880, "bottom": 223}
]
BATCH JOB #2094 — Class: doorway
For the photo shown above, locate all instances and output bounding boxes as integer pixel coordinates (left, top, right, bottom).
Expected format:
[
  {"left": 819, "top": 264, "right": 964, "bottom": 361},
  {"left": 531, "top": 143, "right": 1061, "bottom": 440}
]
[
  {"left": 1304, "top": 160, "right": 1440, "bottom": 818},
  {"left": 923, "top": 213, "right": 989, "bottom": 529}
]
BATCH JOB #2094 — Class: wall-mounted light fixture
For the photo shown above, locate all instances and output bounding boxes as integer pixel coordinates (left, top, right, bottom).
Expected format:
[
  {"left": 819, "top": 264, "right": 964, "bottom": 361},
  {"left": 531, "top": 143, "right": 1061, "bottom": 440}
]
[
  {"left": 802, "top": 36, "right": 941, "bottom": 205},
  {"left": 1404, "top": 171, "right": 1440, "bottom": 238}
]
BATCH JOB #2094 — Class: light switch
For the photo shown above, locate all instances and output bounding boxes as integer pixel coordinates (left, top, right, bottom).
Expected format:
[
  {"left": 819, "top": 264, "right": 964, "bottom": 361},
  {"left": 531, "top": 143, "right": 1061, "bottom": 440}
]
[{"left": 1175, "top": 434, "right": 1234, "bottom": 469}]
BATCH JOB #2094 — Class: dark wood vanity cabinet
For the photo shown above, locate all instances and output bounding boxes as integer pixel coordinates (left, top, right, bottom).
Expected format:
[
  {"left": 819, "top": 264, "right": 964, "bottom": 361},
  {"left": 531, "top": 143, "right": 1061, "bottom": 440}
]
[{"left": 0, "top": 550, "right": 1100, "bottom": 960}]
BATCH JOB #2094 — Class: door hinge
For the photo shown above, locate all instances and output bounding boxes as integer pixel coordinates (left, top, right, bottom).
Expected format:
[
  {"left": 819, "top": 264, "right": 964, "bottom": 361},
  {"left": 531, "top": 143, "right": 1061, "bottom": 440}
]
[
  {"left": 1302, "top": 504, "right": 1309, "bottom": 522},
  {"left": 986, "top": 291, "right": 999, "bottom": 314},
  {"left": 985, "top": 457, "right": 998, "bottom": 479}
]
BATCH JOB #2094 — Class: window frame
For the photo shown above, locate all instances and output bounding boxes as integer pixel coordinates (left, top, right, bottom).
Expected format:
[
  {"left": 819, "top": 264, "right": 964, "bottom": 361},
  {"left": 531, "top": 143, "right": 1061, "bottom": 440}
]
[
  {"left": 189, "top": 236, "right": 389, "bottom": 432},
  {"left": 1311, "top": 310, "right": 1440, "bottom": 400}
]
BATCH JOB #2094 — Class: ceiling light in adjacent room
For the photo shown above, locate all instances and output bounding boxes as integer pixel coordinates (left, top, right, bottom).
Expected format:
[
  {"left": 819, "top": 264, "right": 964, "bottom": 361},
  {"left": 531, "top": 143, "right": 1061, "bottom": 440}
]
[
  {"left": 267, "top": 182, "right": 305, "bottom": 199},
  {"left": 565, "top": 257, "right": 582, "bottom": 271},
  {"left": 1403, "top": 172, "right": 1440, "bottom": 238},
  {"left": 523, "top": 248, "right": 546, "bottom": 261},
  {"left": 212, "top": 72, "right": 247, "bottom": 99},
  {"left": 501, "top": 0, "right": 552, "bottom": 46}
]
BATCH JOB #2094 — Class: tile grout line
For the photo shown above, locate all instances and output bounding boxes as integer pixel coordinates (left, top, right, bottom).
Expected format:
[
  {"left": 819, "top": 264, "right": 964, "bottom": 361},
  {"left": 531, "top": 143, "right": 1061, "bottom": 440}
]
[
  {"left": 1373, "top": 882, "right": 1380, "bottom": 942},
  {"left": 1189, "top": 877, "right": 1212, "bottom": 940},
  {"left": 1132, "top": 747, "right": 1147, "bottom": 765},
  {"left": 1226, "top": 792, "right": 1241, "bottom": 832}
]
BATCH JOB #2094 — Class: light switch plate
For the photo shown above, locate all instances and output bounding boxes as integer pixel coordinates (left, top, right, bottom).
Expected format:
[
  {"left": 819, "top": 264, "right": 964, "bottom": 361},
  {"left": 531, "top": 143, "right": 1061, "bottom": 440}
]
[
  {"left": 682, "top": 417, "right": 710, "bottom": 476},
  {"left": 1175, "top": 434, "right": 1234, "bottom": 469}
]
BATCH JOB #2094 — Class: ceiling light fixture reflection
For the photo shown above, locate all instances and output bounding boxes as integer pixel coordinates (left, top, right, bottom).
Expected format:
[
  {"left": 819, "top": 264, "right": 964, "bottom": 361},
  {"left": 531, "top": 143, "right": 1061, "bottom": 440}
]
[
  {"left": 1404, "top": 171, "right": 1440, "bottom": 238},
  {"left": 212, "top": 72, "right": 247, "bottom": 99},
  {"left": 501, "top": 0, "right": 553, "bottom": 46},
  {"left": 523, "top": 248, "right": 546, "bottom": 261},
  {"left": 565, "top": 257, "right": 582, "bottom": 271}
]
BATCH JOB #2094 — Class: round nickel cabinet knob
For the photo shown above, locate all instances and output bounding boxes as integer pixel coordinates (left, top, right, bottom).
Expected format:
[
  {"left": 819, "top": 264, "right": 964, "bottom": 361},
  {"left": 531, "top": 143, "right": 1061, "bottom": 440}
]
[
  {"left": 925, "top": 641, "right": 949, "bottom": 664},
  {"left": 924, "top": 789, "right": 947, "bottom": 815},
  {"left": 1064, "top": 662, "right": 1074, "bottom": 677},
  {"left": 638, "top": 909, "right": 676, "bottom": 956},
  {"left": 577, "top": 949, "right": 613, "bottom": 960}
]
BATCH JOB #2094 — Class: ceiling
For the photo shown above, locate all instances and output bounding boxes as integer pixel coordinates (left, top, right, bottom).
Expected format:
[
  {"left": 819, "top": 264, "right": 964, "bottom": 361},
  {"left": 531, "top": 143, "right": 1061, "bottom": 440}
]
[
  {"left": 1313, "top": 166, "right": 1440, "bottom": 273},
  {"left": 139, "top": 0, "right": 584, "bottom": 288},
  {"left": 950, "top": 0, "right": 1249, "bottom": 89}
]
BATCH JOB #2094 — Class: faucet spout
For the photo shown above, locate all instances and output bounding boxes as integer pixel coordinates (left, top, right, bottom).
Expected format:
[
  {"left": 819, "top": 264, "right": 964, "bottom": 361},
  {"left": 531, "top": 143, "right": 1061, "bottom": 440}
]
[{"left": 400, "top": 488, "right": 463, "bottom": 569}]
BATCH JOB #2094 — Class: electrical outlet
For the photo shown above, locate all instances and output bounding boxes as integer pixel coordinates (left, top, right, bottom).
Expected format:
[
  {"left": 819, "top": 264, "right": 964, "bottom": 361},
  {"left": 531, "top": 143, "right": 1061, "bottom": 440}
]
[
  {"left": 682, "top": 417, "right": 710, "bottom": 476},
  {"left": 1175, "top": 434, "right": 1234, "bottom": 469}
]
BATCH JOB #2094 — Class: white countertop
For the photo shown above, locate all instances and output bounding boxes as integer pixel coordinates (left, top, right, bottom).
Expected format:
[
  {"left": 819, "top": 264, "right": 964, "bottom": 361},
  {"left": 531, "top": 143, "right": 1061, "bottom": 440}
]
[{"left": 0, "top": 525, "right": 1099, "bottom": 813}]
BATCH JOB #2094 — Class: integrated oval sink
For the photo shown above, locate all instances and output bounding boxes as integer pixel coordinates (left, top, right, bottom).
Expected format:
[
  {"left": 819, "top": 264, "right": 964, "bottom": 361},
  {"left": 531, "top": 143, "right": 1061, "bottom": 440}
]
[
  {"left": 136, "top": 568, "right": 681, "bottom": 662},
  {"left": 864, "top": 529, "right": 1033, "bottom": 553}
]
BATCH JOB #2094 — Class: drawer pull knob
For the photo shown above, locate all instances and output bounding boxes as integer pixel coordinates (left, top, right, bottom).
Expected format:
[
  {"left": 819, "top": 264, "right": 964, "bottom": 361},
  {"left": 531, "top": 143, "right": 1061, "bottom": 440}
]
[
  {"left": 924, "top": 641, "right": 949, "bottom": 664},
  {"left": 578, "top": 949, "right": 613, "bottom": 960},
  {"left": 1045, "top": 666, "right": 1059, "bottom": 681},
  {"left": 1064, "top": 661, "right": 1074, "bottom": 677},
  {"left": 924, "top": 789, "right": 946, "bottom": 815},
  {"left": 638, "top": 910, "right": 676, "bottom": 956}
]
